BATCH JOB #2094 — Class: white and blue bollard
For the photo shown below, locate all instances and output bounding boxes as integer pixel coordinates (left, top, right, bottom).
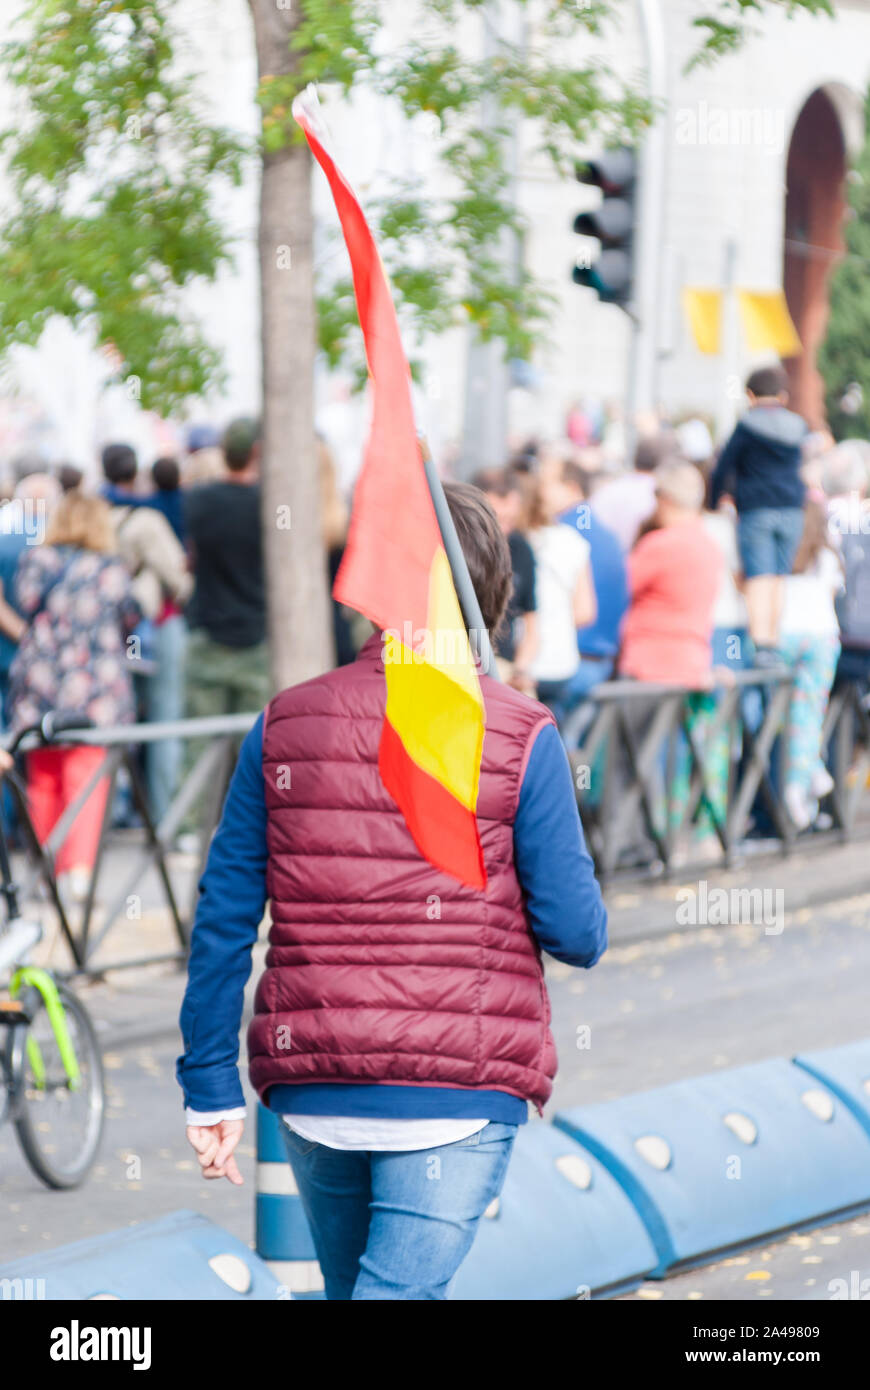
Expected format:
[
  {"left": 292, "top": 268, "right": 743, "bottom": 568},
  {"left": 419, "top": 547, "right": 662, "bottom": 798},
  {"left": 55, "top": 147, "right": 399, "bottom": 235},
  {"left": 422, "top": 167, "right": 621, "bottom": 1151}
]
[{"left": 255, "top": 1103, "right": 325, "bottom": 1299}]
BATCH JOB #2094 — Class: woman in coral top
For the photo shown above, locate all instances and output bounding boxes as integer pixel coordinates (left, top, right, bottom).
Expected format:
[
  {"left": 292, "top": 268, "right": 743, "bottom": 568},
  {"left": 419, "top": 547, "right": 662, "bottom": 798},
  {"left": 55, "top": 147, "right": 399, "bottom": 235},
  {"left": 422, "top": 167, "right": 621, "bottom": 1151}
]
[
  {"left": 618, "top": 458, "right": 726, "bottom": 857},
  {"left": 619, "top": 458, "right": 723, "bottom": 686}
]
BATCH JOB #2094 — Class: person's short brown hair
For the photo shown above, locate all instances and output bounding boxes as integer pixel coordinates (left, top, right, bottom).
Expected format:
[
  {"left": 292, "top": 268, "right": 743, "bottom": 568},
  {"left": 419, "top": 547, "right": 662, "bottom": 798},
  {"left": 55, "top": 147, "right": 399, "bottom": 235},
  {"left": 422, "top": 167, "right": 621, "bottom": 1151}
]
[
  {"left": 443, "top": 481, "right": 513, "bottom": 635},
  {"left": 222, "top": 416, "right": 260, "bottom": 471},
  {"left": 56, "top": 463, "right": 84, "bottom": 494},
  {"left": 152, "top": 456, "right": 181, "bottom": 492},
  {"left": 559, "top": 459, "right": 588, "bottom": 494},
  {"left": 747, "top": 364, "right": 789, "bottom": 400},
  {"left": 470, "top": 467, "right": 519, "bottom": 499},
  {"left": 635, "top": 434, "right": 678, "bottom": 474}
]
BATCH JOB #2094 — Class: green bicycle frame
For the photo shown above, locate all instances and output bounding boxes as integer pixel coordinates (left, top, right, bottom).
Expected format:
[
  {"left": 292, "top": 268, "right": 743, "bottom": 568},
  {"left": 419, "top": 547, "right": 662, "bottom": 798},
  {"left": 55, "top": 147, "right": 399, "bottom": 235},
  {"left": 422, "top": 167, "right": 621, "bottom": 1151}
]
[{"left": 9, "top": 967, "right": 81, "bottom": 1091}]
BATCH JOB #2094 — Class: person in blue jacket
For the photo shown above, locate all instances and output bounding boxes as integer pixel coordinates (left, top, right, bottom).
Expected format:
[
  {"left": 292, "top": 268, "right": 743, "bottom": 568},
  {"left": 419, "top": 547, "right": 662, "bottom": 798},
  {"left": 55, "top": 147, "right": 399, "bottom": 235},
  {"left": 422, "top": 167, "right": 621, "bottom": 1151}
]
[{"left": 711, "top": 364, "right": 807, "bottom": 664}]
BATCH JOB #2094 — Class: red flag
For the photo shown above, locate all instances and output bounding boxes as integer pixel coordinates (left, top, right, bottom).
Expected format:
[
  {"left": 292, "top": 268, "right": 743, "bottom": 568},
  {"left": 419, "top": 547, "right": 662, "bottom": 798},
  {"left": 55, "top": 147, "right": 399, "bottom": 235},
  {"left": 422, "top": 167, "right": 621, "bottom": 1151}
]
[{"left": 293, "top": 90, "right": 486, "bottom": 888}]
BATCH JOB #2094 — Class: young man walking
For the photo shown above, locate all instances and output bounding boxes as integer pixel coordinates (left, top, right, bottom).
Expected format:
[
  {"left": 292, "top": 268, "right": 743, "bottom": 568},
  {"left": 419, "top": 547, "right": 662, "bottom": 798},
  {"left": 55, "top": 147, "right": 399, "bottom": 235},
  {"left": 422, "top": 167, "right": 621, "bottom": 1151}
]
[{"left": 177, "top": 482, "right": 607, "bottom": 1301}]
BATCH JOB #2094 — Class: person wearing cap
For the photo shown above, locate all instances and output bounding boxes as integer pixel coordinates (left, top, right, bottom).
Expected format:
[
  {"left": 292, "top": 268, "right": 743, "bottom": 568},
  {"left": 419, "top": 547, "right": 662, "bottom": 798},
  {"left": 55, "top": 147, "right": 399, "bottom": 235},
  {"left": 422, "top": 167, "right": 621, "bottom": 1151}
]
[
  {"left": 182, "top": 418, "right": 269, "bottom": 729},
  {"left": 186, "top": 423, "right": 221, "bottom": 455},
  {"left": 183, "top": 424, "right": 225, "bottom": 490}
]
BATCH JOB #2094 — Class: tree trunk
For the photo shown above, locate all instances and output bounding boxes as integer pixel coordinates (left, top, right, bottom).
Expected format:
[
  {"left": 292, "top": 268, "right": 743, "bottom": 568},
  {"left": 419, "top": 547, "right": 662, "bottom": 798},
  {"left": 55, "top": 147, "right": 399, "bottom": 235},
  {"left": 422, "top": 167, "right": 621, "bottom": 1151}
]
[{"left": 248, "top": 0, "right": 333, "bottom": 691}]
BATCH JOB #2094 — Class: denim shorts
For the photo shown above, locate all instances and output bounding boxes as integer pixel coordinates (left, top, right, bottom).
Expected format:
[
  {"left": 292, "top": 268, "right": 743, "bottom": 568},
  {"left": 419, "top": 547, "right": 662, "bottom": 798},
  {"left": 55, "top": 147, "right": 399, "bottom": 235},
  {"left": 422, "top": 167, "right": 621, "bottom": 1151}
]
[{"left": 737, "top": 506, "right": 804, "bottom": 578}]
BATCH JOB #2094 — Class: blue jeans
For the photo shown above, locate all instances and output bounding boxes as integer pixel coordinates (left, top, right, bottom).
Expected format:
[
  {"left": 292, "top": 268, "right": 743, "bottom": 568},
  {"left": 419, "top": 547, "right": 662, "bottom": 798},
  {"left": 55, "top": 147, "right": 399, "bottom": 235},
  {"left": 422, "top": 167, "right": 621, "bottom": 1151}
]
[
  {"left": 538, "top": 656, "right": 614, "bottom": 733},
  {"left": 0, "top": 670, "right": 17, "bottom": 837},
  {"left": 737, "top": 506, "right": 804, "bottom": 578},
  {"left": 566, "top": 654, "right": 614, "bottom": 701},
  {"left": 535, "top": 677, "right": 574, "bottom": 729},
  {"left": 712, "top": 624, "right": 765, "bottom": 733},
  {"left": 280, "top": 1120, "right": 517, "bottom": 1300},
  {"left": 560, "top": 655, "right": 614, "bottom": 751},
  {"left": 145, "top": 614, "right": 187, "bottom": 824}
]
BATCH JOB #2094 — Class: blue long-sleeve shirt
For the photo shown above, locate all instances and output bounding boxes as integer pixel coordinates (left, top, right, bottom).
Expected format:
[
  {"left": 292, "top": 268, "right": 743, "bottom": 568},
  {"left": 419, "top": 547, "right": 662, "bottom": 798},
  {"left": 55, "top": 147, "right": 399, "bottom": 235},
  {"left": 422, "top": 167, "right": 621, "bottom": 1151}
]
[
  {"left": 559, "top": 504, "right": 628, "bottom": 659},
  {"left": 101, "top": 482, "right": 186, "bottom": 542},
  {"left": 177, "top": 715, "right": 607, "bottom": 1123}
]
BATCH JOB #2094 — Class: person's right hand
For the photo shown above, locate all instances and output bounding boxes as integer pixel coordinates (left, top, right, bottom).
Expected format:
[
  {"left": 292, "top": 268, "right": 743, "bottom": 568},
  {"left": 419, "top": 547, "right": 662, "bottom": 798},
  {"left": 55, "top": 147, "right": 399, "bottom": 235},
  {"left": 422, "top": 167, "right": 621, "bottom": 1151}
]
[{"left": 186, "top": 1119, "right": 244, "bottom": 1185}]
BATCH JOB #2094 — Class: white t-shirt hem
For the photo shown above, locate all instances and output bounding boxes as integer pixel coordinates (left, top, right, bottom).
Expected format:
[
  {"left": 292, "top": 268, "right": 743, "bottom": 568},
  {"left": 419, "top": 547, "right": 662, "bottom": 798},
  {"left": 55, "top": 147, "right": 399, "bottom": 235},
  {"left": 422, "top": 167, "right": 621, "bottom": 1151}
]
[{"left": 281, "top": 1115, "right": 490, "bottom": 1151}]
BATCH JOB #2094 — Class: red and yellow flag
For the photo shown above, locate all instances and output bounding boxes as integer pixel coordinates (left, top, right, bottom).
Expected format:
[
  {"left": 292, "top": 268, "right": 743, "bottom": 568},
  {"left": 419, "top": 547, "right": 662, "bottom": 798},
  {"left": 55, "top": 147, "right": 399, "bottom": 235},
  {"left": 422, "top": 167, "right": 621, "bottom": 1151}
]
[{"left": 293, "top": 92, "right": 486, "bottom": 889}]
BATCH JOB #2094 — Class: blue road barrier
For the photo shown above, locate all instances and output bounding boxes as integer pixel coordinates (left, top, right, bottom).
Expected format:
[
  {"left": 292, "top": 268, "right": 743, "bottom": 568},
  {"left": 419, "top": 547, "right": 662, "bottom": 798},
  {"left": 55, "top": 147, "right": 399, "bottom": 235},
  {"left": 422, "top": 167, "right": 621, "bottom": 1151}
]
[
  {"left": 10, "top": 1047, "right": 870, "bottom": 1302},
  {"left": 255, "top": 1103, "right": 324, "bottom": 1299},
  {"left": 0, "top": 1209, "right": 281, "bottom": 1300},
  {"left": 795, "top": 1039, "right": 870, "bottom": 1139},
  {"left": 554, "top": 1057, "right": 870, "bottom": 1276},
  {"left": 451, "top": 1120, "right": 658, "bottom": 1300}
]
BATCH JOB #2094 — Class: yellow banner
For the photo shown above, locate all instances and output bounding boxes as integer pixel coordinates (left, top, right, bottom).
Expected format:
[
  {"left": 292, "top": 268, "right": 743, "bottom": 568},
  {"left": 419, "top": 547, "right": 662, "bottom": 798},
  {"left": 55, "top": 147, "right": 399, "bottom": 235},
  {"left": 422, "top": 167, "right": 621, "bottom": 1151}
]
[
  {"left": 683, "top": 288, "right": 722, "bottom": 355},
  {"left": 738, "top": 290, "right": 801, "bottom": 357}
]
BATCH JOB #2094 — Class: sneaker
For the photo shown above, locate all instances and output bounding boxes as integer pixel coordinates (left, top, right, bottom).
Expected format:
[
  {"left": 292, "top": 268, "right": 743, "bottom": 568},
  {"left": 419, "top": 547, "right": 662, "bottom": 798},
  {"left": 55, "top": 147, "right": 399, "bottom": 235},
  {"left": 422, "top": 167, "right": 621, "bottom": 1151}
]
[
  {"left": 810, "top": 767, "right": 834, "bottom": 799},
  {"left": 753, "top": 646, "right": 783, "bottom": 670},
  {"left": 784, "top": 783, "right": 812, "bottom": 831}
]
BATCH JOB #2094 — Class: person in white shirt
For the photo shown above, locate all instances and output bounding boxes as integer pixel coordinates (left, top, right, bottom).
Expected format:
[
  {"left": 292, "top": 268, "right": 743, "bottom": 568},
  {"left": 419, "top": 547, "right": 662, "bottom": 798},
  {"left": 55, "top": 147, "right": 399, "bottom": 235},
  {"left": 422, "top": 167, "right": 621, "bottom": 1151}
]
[
  {"left": 526, "top": 467, "right": 597, "bottom": 728},
  {"left": 779, "top": 501, "right": 843, "bottom": 830}
]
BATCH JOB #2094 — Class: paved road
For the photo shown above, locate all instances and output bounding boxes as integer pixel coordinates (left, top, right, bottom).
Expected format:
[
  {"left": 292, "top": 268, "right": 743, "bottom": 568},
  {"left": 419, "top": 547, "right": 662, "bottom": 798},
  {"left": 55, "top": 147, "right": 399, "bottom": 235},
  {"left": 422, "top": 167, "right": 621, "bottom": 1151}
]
[
  {"left": 547, "top": 890, "right": 870, "bottom": 1109},
  {"left": 620, "top": 1213, "right": 870, "bottom": 1301},
  {"left": 3, "top": 886, "right": 870, "bottom": 1299}
]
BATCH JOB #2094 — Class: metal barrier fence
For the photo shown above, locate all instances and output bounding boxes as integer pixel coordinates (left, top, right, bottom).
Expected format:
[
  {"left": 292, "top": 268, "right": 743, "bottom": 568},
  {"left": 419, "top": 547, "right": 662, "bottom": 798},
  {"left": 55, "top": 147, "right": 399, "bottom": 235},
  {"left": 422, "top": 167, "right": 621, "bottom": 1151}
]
[
  {"left": 2, "top": 669, "right": 868, "bottom": 972},
  {"left": 569, "top": 668, "right": 870, "bottom": 882},
  {"left": 2, "top": 714, "right": 256, "bottom": 975}
]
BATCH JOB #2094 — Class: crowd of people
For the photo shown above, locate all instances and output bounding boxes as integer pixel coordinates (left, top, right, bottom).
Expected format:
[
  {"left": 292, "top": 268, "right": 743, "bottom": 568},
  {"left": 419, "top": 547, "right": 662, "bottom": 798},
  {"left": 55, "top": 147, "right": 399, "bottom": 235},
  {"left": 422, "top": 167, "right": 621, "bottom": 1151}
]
[
  {"left": 472, "top": 364, "right": 870, "bottom": 858},
  {"left": 1, "top": 359, "right": 868, "bottom": 892},
  {"left": 0, "top": 420, "right": 276, "bottom": 899}
]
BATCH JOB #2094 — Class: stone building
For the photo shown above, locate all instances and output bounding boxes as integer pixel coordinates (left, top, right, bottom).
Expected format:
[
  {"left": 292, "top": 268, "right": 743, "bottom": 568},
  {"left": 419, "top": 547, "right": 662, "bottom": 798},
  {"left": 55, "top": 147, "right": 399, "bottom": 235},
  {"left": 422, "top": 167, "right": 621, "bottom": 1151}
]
[{"left": 0, "top": 0, "right": 867, "bottom": 474}]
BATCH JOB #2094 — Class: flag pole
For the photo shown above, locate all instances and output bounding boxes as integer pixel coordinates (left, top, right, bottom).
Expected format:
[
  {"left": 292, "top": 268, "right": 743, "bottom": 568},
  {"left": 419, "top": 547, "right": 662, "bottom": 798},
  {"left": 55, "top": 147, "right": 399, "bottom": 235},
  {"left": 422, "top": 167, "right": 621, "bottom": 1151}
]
[{"left": 420, "top": 447, "right": 499, "bottom": 680}]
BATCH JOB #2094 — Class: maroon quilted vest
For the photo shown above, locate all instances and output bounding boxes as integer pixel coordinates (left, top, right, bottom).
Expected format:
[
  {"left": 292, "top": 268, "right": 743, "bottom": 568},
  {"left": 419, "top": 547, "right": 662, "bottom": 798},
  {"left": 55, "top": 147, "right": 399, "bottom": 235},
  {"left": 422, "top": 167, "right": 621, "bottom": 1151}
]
[{"left": 247, "top": 634, "right": 558, "bottom": 1113}]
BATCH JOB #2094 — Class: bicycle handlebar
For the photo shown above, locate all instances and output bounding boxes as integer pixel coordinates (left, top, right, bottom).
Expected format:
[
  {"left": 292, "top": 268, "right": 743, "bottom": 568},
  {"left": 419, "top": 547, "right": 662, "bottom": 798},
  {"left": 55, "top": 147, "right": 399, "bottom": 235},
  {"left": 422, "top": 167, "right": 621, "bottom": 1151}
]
[{"left": 7, "top": 711, "right": 96, "bottom": 758}]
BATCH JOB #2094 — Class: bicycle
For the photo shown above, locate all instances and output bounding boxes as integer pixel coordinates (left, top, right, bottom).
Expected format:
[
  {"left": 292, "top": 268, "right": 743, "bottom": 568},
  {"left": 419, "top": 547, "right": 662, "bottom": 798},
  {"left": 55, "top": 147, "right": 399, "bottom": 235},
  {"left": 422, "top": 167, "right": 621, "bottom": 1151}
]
[{"left": 0, "top": 712, "right": 105, "bottom": 1188}]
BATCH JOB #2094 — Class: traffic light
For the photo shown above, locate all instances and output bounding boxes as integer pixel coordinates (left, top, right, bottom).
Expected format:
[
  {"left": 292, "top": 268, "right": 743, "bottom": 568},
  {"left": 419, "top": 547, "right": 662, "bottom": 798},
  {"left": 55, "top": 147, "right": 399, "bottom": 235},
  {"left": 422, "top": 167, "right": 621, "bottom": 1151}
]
[{"left": 571, "top": 147, "right": 636, "bottom": 308}]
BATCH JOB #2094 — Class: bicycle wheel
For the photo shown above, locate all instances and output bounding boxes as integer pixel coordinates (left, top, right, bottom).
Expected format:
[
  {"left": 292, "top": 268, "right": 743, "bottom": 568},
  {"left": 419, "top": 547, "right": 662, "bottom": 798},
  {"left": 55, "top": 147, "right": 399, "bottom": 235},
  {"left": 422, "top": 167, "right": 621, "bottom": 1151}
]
[
  {"left": 8, "top": 980, "right": 105, "bottom": 1189},
  {"left": 0, "top": 1027, "right": 10, "bottom": 1129}
]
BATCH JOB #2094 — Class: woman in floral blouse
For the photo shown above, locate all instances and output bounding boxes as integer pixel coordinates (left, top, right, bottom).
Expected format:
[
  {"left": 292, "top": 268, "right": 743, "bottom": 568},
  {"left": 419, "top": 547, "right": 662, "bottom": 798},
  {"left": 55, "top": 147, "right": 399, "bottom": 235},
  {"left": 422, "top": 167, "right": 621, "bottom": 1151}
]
[{"left": 8, "top": 492, "right": 141, "bottom": 898}]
